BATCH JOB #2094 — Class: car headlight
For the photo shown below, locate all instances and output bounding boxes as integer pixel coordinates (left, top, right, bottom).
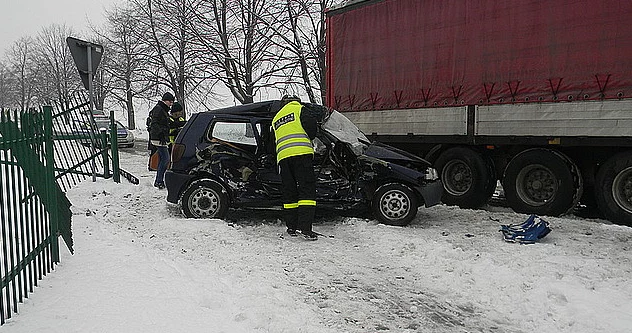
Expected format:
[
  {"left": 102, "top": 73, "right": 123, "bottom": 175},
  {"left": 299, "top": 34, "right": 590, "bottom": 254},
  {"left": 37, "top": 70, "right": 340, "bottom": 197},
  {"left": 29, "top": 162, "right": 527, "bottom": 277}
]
[{"left": 424, "top": 167, "right": 439, "bottom": 180}]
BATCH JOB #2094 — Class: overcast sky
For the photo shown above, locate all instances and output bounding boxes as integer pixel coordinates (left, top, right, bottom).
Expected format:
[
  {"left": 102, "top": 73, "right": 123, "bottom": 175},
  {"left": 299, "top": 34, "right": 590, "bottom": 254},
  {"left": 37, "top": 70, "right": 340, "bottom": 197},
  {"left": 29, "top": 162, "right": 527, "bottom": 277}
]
[{"left": 2, "top": 0, "right": 119, "bottom": 56}]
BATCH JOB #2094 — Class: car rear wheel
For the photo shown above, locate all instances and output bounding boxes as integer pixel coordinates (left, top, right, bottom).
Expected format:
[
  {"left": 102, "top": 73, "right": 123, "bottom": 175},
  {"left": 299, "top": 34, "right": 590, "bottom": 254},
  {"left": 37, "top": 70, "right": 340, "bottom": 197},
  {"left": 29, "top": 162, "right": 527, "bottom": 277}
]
[
  {"left": 180, "top": 179, "right": 229, "bottom": 218},
  {"left": 372, "top": 183, "right": 418, "bottom": 226}
]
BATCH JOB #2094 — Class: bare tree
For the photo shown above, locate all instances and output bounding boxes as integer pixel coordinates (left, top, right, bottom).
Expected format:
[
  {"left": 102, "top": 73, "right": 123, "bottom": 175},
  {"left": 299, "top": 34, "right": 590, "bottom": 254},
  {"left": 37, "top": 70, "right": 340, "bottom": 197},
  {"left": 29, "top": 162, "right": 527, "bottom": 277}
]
[
  {"left": 256, "top": 0, "right": 336, "bottom": 104},
  {"left": 190, "top": 0, "right": 294, "bottom": 104},
  {"left": 0, "top": 61, "right": 11, "bottom": 109},
  {"left": 0, "top": 0, "right": 346, "bottom": 114},
  {"left": 89, "top": 36, "right": 113, "bottom": 112},
  {"left": 34, "top": 24, "right": 83, "bottom": 108},
  {"left": 91, "top": 0, "right": 342, "bottom": 110},
  {"left": 95, "top": 3, "right": 155, "bottom": 129},
  {"left": 4, "top": 37, "right": 39, "bottom": 111},
  {"left": 124, "top": 0, "right": 212, "bottom": 113}
]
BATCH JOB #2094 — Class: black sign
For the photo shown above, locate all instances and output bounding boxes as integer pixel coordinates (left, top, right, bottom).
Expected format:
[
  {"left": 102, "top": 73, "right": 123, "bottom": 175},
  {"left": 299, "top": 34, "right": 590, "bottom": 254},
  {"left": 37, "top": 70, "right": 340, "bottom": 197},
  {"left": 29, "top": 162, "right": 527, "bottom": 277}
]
[{"left": 66, "top": 37, "right": 103, "bottom": 90}]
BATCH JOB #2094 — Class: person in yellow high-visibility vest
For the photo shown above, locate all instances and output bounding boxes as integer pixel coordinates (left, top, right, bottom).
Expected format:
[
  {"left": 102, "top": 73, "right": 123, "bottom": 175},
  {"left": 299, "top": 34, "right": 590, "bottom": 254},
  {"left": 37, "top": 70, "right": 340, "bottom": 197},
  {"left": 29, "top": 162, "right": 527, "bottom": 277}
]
[
  {"left": 272, "top": 96, "right": 319, "bottom": 240},
  {"left": 168, "top": 102, "right": 186, "bottom": 149}
]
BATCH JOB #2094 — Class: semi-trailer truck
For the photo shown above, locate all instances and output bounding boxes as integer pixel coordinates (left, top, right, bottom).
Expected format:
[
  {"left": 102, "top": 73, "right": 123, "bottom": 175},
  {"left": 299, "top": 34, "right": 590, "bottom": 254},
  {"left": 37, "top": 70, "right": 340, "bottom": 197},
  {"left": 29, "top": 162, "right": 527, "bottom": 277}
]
[{"left": 325, "top": 0, "right": 632, "bottom": 226}]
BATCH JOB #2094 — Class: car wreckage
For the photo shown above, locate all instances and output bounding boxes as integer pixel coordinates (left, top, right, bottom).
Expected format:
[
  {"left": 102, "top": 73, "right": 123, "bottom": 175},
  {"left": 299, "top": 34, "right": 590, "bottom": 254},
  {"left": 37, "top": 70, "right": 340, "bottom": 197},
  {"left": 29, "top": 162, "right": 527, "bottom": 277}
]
[{"left": 165, "top": 100, "right": 443, "bottom": 226}]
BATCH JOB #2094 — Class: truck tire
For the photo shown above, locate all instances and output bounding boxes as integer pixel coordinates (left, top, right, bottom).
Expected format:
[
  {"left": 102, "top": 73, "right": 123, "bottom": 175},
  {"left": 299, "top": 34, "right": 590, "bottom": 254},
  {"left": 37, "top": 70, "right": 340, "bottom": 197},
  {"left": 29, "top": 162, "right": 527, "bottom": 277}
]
[
  {"left": 372, "top": 183, "right": 418, "bottom": 226},
  {"left": 503, "top": 149, "right": 581, "bottom": 216},
  {"left": 594, "top": 152, "right": 632, "bottom": 226},
  {"left": 180, "top": 179, "right": 229, "bottom": 218},
  {"left": 435, "top": 147, "right": 496, "bottom": 208}
]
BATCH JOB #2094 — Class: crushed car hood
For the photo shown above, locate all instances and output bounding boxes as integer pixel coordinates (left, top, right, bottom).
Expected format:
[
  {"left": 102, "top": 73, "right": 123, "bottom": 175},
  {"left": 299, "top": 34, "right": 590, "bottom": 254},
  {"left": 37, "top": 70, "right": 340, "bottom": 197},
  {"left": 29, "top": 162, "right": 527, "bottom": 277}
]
[
  {"left": 320, "top": 110, "right": 431, "bottom": 169},
  {"left": 363, "top": 142, "right": 431, "bottom": 168}
]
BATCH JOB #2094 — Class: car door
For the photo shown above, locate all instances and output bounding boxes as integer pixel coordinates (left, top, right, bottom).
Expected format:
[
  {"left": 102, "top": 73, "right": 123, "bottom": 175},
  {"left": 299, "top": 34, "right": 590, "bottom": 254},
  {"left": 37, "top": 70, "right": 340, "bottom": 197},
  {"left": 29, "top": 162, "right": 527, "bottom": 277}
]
[
  {"left": 248, "top": 119, "right": 283, "bottom": 202},
  {"left": 312, "top": 133, "right": 360, "bottom": 207},
  {"left": 203, "top": 119, "right": 258, "bottom": 183}
]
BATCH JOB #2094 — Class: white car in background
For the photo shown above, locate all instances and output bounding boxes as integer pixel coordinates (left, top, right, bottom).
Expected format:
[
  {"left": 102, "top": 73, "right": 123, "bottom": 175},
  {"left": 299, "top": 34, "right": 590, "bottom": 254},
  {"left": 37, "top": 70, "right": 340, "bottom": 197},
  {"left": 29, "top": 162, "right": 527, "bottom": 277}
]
[{"left": 73, "top": 117, "right": 135, "bottom": 148}]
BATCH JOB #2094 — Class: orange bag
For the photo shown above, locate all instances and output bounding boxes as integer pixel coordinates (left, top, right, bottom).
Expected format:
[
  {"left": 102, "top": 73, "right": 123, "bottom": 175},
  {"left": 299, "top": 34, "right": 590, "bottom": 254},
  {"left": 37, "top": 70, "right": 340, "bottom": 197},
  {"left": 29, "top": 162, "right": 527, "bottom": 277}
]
[{"left": 149, "top": 152, "right": 159, "bottom": 171}]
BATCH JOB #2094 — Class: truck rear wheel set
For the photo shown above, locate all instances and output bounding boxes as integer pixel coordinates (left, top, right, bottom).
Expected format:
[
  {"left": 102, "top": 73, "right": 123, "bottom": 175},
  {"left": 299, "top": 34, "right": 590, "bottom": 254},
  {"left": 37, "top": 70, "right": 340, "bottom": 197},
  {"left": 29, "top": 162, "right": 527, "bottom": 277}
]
[
  {"left": 595, "top": 152, "right": 632, "bottom": 226},
  {"left": 434, "top": 147, "right": 496, "bottom": 208},
  {"left": 434, "top": 146, "right": 632, "bottom": 227},
  {"left": 502, "top": 149, "right": 582, "bottom": 217}
]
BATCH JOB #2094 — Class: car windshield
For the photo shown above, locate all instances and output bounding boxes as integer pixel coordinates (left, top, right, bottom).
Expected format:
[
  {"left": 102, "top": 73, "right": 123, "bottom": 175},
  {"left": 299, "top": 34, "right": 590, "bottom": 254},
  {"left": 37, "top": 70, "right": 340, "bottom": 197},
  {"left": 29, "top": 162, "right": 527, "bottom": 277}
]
[{"left": 322, "top": 110, "right": 369, "bottom": 156}]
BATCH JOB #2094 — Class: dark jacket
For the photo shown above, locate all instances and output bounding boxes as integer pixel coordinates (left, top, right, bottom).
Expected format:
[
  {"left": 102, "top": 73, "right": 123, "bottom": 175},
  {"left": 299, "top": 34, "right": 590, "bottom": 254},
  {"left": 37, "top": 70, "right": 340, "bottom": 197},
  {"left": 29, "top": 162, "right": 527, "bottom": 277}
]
[
  {"left": 300, "top": 111, "right": 318, "bottom": 140},
  {"left": 149, "top": 101, "right": 171, "bottom": 145}
]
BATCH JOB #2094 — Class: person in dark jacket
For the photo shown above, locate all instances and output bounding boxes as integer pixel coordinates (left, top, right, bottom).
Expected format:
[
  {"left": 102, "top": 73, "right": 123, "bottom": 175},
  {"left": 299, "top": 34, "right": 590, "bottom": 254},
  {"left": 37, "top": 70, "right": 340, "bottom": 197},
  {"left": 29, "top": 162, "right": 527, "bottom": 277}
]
[
  {"left": 149, "top": 92, "right": 175, "bottom": 189},
  {"left": 272, "top": 96, "right": 319, "bottom": 240},
  {"left": 168, "top": 102, "right": 186, "bottom": 150}
]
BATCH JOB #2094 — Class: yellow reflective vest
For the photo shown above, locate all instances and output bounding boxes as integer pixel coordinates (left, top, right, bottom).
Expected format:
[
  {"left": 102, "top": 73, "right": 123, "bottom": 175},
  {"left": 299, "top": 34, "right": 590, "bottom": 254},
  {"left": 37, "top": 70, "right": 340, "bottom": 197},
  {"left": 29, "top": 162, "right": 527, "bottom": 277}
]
[
  {"left": 272, "top": 101, "right": 314, "bottom": 162},
  {"left": 168, "top": 116, "right": 185, "bottom": 144}
]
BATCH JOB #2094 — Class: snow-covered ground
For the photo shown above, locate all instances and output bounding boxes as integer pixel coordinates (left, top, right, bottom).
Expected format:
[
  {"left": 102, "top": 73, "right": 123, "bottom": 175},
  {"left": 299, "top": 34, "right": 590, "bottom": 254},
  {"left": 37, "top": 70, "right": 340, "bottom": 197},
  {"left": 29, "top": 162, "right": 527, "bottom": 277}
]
[{"left": 2, "top": 140, "right": 632, "bottom": 333}]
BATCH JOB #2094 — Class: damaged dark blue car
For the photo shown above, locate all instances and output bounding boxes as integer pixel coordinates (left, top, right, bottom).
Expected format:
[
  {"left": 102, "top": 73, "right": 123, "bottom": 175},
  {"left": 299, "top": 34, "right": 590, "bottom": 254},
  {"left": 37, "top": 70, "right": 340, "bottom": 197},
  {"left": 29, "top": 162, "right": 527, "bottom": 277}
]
[{"left": 165, "top": 100, "right": 442, "bottom": 226}]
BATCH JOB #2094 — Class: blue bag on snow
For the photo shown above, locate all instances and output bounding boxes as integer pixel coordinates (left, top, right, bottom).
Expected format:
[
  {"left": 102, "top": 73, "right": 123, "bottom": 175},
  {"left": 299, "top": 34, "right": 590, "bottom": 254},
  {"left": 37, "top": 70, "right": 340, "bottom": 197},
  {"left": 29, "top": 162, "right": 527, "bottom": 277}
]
[{"left": 500, "top": 214, "right": 551, "bottom": 244}]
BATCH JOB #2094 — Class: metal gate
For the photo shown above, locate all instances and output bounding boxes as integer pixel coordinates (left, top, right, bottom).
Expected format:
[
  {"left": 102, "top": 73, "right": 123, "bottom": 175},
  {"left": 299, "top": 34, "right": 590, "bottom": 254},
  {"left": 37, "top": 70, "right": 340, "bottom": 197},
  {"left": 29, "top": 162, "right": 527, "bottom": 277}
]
[{"left": 0, "top": 93, "right": 117, "bottom": 324}]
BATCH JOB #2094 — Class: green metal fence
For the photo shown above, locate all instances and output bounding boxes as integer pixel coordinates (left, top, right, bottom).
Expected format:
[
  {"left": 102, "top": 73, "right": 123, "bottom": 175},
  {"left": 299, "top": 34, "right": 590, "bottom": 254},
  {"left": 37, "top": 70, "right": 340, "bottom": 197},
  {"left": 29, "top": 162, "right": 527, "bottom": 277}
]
[{"left": 0, "top": 92, "right": 123, "bottom": 324}]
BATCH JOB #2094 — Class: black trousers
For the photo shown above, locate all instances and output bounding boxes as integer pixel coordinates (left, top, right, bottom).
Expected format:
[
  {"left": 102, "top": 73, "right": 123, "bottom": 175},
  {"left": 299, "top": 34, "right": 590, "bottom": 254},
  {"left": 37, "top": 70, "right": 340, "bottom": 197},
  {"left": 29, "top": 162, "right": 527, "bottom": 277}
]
[{"left": 279, "top": 154, "right": 316, "bottom": 232}]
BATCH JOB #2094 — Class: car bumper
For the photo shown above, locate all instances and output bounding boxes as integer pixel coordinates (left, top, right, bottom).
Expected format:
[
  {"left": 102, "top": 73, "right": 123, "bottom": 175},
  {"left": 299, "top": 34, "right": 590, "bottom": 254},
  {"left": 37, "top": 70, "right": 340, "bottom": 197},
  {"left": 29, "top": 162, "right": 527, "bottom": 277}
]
[
  {"left": 165, "top": 170, "right": 194, "bottom": 203},
  {"left": 417, "top": 180, "right": 443, "bottom": 207},
  {"left": 118, "top": 141, "right": 134, "bottom": 147},
  {"left": 116, "top": 136, "right": 134, "bottom": 147}
]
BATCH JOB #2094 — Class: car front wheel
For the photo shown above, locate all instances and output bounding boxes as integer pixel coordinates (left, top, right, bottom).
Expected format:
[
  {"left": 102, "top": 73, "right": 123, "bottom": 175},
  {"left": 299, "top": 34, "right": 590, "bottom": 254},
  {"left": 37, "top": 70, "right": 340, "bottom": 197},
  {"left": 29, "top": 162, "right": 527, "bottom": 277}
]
[
  {"left": 180, "top": 179, "right": 229, "bottom": 218},
  {"left": 372, "top": 183, "right": 418, "bottom": 226}
]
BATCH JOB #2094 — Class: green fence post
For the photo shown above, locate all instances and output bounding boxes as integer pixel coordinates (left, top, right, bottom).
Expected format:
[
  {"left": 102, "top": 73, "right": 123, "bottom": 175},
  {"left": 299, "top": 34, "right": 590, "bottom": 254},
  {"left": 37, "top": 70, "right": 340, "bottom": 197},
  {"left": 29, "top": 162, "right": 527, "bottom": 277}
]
[
  {"left": 101, "top": 129, "right": 110, "bottom": 178},
  {"left": 43, "top": 106, "right": 59, "bottom": 263},
  {"left": 109, "top": 110, "right": 120, "bottom": 183}
]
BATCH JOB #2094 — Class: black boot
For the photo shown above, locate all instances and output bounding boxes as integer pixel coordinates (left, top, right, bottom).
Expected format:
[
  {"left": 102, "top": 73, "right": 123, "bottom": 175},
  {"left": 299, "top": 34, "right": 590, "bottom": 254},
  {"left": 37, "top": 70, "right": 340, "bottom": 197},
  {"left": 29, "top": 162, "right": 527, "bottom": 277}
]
[
  {"left": 302, "top": 231, "right": 318, "bottom": 241},
  {"left": 298, "top": 205, "right": 317, "bottom": 240},
  {"left": 284, "top": 208, "right": 298, "bottom": 234}
]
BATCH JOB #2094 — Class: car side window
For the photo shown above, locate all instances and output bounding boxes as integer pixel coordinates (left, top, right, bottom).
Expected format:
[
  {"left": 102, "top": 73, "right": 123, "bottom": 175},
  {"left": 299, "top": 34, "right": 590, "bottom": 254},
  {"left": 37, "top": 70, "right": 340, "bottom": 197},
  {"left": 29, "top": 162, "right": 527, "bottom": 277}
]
[{"left": 209, "top": 121, "right": 257, "bottom": 146}]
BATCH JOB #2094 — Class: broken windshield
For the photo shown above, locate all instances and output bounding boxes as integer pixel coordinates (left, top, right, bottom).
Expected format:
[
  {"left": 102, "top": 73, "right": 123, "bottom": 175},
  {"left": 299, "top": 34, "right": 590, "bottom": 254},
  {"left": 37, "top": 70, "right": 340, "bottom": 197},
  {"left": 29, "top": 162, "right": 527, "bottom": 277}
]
[{"left": 322, "top": 110, "right": 369, "bottom": 155}]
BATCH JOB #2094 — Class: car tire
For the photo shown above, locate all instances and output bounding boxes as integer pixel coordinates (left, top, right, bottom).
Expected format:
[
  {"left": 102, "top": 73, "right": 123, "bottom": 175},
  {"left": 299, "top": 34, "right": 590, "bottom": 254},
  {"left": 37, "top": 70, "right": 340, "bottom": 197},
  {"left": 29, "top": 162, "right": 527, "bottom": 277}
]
[
  {"left": 372, "top": 183, "right": 418, "bottom": 226},
  {"left": 434, "top": 147, "right": 496, "bottom": 208},
  {"left": 594, "top": 152, "right": 632, "bottom": 227},
  {"left": 180, "top": 179, "right": 229, "bottom": 218}
]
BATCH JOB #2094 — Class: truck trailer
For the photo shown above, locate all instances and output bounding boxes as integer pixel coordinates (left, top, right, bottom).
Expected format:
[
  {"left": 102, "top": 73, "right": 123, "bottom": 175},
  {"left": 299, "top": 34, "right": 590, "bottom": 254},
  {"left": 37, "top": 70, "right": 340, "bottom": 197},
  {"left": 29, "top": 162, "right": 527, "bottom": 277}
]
[{"left": 325, "top": 0, "right": 632, "bottom": 226}]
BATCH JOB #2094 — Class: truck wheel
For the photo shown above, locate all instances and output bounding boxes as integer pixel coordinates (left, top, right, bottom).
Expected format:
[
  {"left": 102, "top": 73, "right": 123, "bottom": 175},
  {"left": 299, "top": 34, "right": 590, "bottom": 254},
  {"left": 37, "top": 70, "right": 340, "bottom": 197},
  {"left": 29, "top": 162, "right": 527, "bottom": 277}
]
[
  {"left": 372, "top": 183, "right": 418, "bottom": 226},
  {"left": 435, "top": 147, "right": 496, "bottom": 208},
  {"left": 503, "top": 149, "right": 581, "bottom": 216},
  {"left": 180, "top": 179, "right": 229, "bottom": 218},
  {"left": 594, "top": 152, "right": 632, "bottom": 226}
]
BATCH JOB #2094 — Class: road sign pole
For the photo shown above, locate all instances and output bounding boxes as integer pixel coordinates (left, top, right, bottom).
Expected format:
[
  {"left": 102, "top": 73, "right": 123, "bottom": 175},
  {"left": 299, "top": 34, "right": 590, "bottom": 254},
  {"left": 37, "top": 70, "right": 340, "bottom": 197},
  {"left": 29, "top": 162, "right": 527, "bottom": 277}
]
[
  {"left": 87, "top": 45, "right": 95, "bottom": 113},
  {"left": 67, "top": 36, "right": 105, "bottom": 183},
  {"left": 87, "top": 45, "right": 97, "bottom": 182}
]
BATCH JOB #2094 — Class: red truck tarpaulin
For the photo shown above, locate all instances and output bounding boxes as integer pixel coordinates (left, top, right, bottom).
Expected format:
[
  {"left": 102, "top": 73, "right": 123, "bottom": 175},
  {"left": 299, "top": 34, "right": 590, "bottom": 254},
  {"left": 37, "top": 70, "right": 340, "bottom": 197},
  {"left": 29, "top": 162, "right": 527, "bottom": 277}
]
[{"left": 326, "top": 0, "right": 632, "bottom": 111}]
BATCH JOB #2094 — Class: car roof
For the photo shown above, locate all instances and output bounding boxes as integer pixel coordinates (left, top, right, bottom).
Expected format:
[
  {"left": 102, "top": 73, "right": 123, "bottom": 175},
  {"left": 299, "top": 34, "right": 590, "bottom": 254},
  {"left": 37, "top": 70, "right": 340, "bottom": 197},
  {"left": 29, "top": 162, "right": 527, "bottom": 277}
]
[
  {"left": 202, "top": 100, "right": 282, "bottom": 118},
  {"left": 94, "top": 118, "right": 124, "bottom": 127}
]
